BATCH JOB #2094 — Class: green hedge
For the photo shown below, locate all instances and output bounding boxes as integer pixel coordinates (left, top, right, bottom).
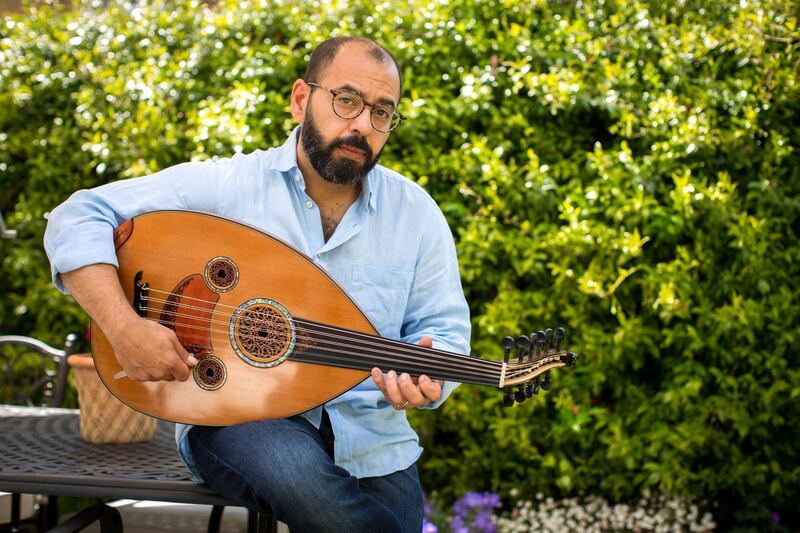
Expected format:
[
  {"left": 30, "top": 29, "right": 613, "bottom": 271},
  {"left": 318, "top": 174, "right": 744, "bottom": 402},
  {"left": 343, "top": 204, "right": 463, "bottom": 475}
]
[{"left": 1, "top": 0, "right": 798, "bottom": 529}]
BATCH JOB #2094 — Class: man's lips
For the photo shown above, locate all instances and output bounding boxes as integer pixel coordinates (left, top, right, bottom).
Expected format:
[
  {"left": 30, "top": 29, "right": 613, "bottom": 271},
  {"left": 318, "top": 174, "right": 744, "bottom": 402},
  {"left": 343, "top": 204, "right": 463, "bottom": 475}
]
[{"left": 337, "top": 144, "right": 366, "bottom": 159}]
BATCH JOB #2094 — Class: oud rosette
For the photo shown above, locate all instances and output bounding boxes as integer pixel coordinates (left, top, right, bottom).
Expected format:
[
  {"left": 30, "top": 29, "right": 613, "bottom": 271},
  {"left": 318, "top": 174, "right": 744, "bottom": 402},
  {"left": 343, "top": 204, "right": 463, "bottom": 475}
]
[{"left": 229, "top": 298, "right": 296, "bottom": 368}]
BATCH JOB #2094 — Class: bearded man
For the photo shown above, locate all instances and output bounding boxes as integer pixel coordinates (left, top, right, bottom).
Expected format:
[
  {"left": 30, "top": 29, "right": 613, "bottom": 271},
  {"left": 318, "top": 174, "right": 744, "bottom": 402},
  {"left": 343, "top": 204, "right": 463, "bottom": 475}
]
[{"left": 44, "top": 36, "right": 470, "bottom": 533}]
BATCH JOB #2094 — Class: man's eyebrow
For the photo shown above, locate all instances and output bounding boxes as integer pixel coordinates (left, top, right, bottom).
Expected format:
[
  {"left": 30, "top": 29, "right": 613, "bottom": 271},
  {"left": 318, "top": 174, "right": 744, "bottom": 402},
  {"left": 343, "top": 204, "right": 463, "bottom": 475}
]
[{"left": 336, "top": 83, "right": 397, "bottom": 109}]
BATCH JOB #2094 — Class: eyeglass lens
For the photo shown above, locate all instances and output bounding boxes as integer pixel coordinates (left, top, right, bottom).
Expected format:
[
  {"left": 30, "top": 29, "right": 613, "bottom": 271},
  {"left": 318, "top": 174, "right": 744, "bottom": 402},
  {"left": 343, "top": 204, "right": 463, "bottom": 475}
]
[{"left": 332, "top": 92, "right": 399, "bottom": 132}]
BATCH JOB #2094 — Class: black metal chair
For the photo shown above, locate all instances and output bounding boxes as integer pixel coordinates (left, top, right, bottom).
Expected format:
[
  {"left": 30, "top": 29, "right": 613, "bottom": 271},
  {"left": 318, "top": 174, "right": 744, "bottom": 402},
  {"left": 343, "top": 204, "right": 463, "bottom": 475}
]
[
  {"left": 0, "top": 334, "right": 76, "bottom": 408},
  {"left": 0, "top": 333, "right": 77, "bottom": 532}
]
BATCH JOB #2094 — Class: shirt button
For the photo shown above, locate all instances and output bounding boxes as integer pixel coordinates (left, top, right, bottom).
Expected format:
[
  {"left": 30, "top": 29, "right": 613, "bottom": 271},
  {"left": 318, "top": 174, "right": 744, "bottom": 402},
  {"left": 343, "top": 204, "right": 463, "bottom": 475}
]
[
  {"left": 294, "top": 174, "right": 301, "bottom": 182},
  {"left": 305, "top": 200, "right": 313, "bottom": 209}
]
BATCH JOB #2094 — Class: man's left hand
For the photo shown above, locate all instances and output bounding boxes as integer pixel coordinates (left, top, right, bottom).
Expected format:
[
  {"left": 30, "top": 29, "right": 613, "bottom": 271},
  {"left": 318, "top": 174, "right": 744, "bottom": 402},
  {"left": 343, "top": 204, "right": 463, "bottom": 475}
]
[{"left": 371, "top": 336, "right": 443, "bottom": 410}]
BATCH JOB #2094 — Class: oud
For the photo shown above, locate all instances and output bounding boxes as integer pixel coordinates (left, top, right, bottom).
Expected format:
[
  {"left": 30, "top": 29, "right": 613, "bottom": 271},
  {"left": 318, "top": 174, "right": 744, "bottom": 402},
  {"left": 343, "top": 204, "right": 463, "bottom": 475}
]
[{"left": 92, "top": 211, "right": 577, "bottom": 425}]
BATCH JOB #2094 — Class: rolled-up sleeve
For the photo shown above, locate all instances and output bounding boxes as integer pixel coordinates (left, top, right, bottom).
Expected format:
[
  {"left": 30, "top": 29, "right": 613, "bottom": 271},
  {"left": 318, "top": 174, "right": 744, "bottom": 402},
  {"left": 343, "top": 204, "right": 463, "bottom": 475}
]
[
  {"left": 44, "top": 159, "right": 227, "bottom": 293},
  {"left": 400, "top": 204, "right": 471, "bottom": 409}
]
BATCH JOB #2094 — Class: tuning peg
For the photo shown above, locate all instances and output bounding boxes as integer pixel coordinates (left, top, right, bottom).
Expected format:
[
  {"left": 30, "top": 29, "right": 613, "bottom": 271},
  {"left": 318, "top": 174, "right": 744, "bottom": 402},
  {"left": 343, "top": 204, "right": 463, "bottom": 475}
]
[
  {"left": 502, "top": 389, "right": 514, "bottom": 407},
  {"left": 534, "top": 331, "right": 545, "bottom": 351},
  {"left": 514, "top": 386, "right": 527, "bottom": 403},
  {"left": 528, "top": 331, "right": 536, "bottom": 361},
  {"left": 541, "top": 372, "right": 552, "bottom": 391},
  {"left": 559, "top": 352, "right": 578, "bottom": 367},
  {"left": 525, "top": 376, "right": 539, "bottom": 398},
  {"left": 524, "top": 382, "right": 533, "bottom": 398},
  {"left": 555, "top": 327, "right": 565, "bottom": 350},
  {"left": 501, "top": 336, "right": 515, "bottom": 364},
  {"left": 515, "top": 335, "right": 530, "bottom": 362},
  {"left": 544, "top": 328, "right": 553, "bottom": 351}
]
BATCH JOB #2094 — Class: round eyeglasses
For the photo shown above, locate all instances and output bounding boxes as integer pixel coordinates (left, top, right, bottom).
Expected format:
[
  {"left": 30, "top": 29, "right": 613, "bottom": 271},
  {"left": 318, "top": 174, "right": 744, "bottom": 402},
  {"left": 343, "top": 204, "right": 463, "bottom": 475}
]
[{"left": 306, "top": 82, "right": 406, "bottom": 133}]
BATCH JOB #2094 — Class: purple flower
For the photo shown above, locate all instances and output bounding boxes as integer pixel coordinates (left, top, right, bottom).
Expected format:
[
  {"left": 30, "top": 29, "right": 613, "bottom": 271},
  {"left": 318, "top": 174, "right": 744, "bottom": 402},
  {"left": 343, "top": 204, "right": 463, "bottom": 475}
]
[
  {"left": 422, "top": 518, "right": 438, "bottom": 533},
  {"left": 452, "top": 498, "right": 470, "bottom": 519},
  {"left": 472, "top": 511, "right": 496, "bottom": 533},
  {"left": 452, "top": 491, "right": 501, "bottom": 519},
  {"left": 481, "top": 493, "right": 501, "bottom": 509},
  {"left": 447, "top": 492, "right": 501, "bottom": 533},
  {"left": 448, "top": 515, "right": 465, "bottom": 530},
  {"left": 772, "top": 512, "right": 781, "bottom": 524}
]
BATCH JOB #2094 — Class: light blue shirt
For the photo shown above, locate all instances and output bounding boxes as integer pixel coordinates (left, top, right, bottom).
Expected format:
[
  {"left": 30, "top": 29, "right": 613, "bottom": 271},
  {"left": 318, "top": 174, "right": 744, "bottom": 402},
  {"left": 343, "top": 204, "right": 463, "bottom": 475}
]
[{"left": 44, "top": 127, "right": 471, "bottom": 479}]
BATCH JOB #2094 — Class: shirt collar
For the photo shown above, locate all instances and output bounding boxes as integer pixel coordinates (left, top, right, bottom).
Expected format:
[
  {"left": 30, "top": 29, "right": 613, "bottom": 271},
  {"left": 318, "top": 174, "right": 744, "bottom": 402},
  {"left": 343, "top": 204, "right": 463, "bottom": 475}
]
[
  {"left": 273, "top": 126, "right": 378, "bottom": 213},
  {"left": 272, "top": 126, "right": 301, "bottom": 173},
  {"left": 363, "top": 171, "right": 377, "bottom": 212}
]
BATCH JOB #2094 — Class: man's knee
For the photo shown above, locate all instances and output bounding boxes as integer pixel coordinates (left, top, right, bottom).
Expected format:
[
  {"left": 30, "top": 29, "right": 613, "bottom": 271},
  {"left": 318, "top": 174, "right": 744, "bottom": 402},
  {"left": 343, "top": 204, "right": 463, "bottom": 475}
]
[
  {"left": 188, "top": 419, "right": 348, "bottom": 500},
  {"left": 187, "top": 420, "right": 408, "bottom": 532}
]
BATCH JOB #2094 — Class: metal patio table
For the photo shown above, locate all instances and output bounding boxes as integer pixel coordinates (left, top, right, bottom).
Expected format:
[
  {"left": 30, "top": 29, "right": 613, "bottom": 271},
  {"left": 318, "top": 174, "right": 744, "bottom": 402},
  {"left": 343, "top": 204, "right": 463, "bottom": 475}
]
[{"left": 0, "top": 405, "right": 276, "bottom": 532}]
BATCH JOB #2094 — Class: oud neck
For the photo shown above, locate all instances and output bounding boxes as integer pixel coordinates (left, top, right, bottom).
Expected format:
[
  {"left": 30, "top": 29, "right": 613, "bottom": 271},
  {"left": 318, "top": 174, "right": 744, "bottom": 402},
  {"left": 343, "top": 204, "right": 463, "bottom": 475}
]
[{"left": 291, "top": 319, "right": 502, "bottom": 387}]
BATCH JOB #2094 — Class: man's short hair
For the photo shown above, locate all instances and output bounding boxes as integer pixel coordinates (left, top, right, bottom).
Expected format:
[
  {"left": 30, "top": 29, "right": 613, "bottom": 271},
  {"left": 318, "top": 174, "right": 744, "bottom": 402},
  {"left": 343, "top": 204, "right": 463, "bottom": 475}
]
[{"left": 304, "top": 37, "right": 404, "bottom": 101}]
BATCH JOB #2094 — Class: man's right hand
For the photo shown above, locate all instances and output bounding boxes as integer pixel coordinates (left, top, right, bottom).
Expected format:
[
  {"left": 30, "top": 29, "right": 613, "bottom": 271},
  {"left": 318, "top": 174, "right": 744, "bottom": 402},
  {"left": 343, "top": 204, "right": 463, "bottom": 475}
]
[
  {"left": 107, "top": 316, "right": 197, "bottom": 382},
  {"left": 61, "top": 263, "right": 197, "bottom": 382}
]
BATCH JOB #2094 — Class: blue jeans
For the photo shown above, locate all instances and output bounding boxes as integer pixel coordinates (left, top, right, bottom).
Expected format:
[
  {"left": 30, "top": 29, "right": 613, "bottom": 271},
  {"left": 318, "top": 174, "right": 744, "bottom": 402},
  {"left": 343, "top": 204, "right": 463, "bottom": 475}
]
[{"left": 187, "top": 413, "right": 424, "bottom": 533}]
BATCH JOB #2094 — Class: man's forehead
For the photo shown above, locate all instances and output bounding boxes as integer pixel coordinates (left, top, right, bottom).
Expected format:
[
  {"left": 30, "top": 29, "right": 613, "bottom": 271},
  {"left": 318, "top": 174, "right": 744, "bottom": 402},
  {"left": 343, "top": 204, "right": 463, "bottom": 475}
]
[{"left": 319, "top": 44, "right": 401, "bottom": 102}]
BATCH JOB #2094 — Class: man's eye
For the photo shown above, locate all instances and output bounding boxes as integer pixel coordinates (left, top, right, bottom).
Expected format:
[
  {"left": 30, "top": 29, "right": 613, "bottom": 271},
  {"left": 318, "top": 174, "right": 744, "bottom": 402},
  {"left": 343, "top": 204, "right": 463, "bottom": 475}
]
[
  {"left": 373, "top": 107, "right": 391, "bottom": 119},
  {"left": 337, "top": 95, "right": 359, "bottom": 107}
]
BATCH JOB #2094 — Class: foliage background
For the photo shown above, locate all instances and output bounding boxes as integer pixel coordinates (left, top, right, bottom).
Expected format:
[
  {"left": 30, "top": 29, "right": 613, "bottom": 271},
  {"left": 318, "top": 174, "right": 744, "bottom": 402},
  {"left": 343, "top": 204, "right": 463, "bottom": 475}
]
[{"left": 1, "top": 0, "right": 799, "bottom": 530}]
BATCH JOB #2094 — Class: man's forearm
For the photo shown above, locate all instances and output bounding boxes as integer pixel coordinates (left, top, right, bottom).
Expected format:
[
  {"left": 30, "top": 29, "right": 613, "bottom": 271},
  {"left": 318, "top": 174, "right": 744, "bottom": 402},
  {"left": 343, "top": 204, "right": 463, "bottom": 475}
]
[
  {"left": 61, "top": 264, "right": 139, "bottom": 343},
  {"left": 61, "top": 263, "right": 195, "bottom": 381}
]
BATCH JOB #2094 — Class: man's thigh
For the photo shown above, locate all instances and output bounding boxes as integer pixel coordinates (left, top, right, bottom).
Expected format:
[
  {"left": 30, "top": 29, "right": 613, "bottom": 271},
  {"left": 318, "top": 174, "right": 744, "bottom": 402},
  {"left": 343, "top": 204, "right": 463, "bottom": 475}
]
[
  {"left": 360, "top": 464, "right": 424, "bottom": 532},
  {"left": 188, "top": 416, "right": 332, "bottom": 508},
  {"left": 188, "top": 416, "right": 421, "bottom": 533}
]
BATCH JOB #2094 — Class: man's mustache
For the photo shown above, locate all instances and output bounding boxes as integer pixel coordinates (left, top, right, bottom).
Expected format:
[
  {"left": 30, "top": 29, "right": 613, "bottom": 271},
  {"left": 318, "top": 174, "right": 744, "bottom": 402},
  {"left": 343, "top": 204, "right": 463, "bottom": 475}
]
[{"left": 330, "top": 135, "right": 373, "bottom": 160}]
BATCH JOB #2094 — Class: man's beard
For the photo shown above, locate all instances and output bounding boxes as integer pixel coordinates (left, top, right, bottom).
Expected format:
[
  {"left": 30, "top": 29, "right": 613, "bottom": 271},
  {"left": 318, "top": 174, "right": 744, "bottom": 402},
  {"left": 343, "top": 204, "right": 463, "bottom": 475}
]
[{"left": 301, "top": 111, "right": 382, "bottom": 186}]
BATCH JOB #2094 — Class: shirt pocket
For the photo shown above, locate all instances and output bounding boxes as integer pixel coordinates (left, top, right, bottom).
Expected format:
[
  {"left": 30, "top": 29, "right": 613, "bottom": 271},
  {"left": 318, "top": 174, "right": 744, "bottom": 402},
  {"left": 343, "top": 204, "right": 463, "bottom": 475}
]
[{"left": 350, "top": 263, "right": 414, "bottom": 338}]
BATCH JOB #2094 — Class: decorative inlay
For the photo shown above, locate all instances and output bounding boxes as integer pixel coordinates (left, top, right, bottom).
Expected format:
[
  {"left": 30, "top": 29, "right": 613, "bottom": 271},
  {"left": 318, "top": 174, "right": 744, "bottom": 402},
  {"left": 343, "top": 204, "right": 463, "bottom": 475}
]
[
  {"left": 229, "top": 298, "right": 295, "bottom": 368},
  {"left": 193, "top": 354, "right": 226, "bottom": 391},
  {"left": 204, "top": 256, "right": 239, "bottom": 293}
]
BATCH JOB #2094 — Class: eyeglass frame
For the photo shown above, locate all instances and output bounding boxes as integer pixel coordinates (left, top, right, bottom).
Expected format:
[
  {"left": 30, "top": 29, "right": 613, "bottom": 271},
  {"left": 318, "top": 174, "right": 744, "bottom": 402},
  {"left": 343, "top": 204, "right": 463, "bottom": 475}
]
[{"left": 305, "top": 81, "right": 406, "bottom": 133}]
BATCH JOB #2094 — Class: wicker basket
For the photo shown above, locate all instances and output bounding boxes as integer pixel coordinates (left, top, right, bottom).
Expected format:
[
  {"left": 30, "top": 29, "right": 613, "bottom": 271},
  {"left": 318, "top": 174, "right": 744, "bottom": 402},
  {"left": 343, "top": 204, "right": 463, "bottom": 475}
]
[{"left": 67, "top": 354, "right": 157, "bottom": 443}]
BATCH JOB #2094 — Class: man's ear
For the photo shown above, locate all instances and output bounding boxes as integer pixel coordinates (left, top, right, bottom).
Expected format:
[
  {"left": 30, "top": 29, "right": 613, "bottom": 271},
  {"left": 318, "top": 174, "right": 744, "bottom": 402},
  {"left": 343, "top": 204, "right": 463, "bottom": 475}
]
[{"left": 290, "top": 79, "right": 310, "bottom": 125}]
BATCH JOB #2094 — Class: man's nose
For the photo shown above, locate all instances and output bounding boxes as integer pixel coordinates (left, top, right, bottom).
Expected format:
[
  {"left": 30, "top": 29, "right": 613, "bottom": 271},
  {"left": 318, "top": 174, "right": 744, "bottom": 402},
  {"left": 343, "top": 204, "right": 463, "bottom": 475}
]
[{"left": 349, "top": 107, "right": 373, "bottom": 135}]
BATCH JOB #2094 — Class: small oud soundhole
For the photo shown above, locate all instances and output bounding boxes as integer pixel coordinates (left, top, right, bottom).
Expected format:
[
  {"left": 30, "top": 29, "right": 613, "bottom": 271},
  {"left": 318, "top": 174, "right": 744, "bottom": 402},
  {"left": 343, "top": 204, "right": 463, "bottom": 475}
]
[
  {"left": 204, "top": 256, "right": 239, "bottom": 292},
  {"left": 230, "top": 298, "right": 296, "bottom": 368},
  {"left": 193, "top": 355, "right": 226, "bottom": 391}
]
